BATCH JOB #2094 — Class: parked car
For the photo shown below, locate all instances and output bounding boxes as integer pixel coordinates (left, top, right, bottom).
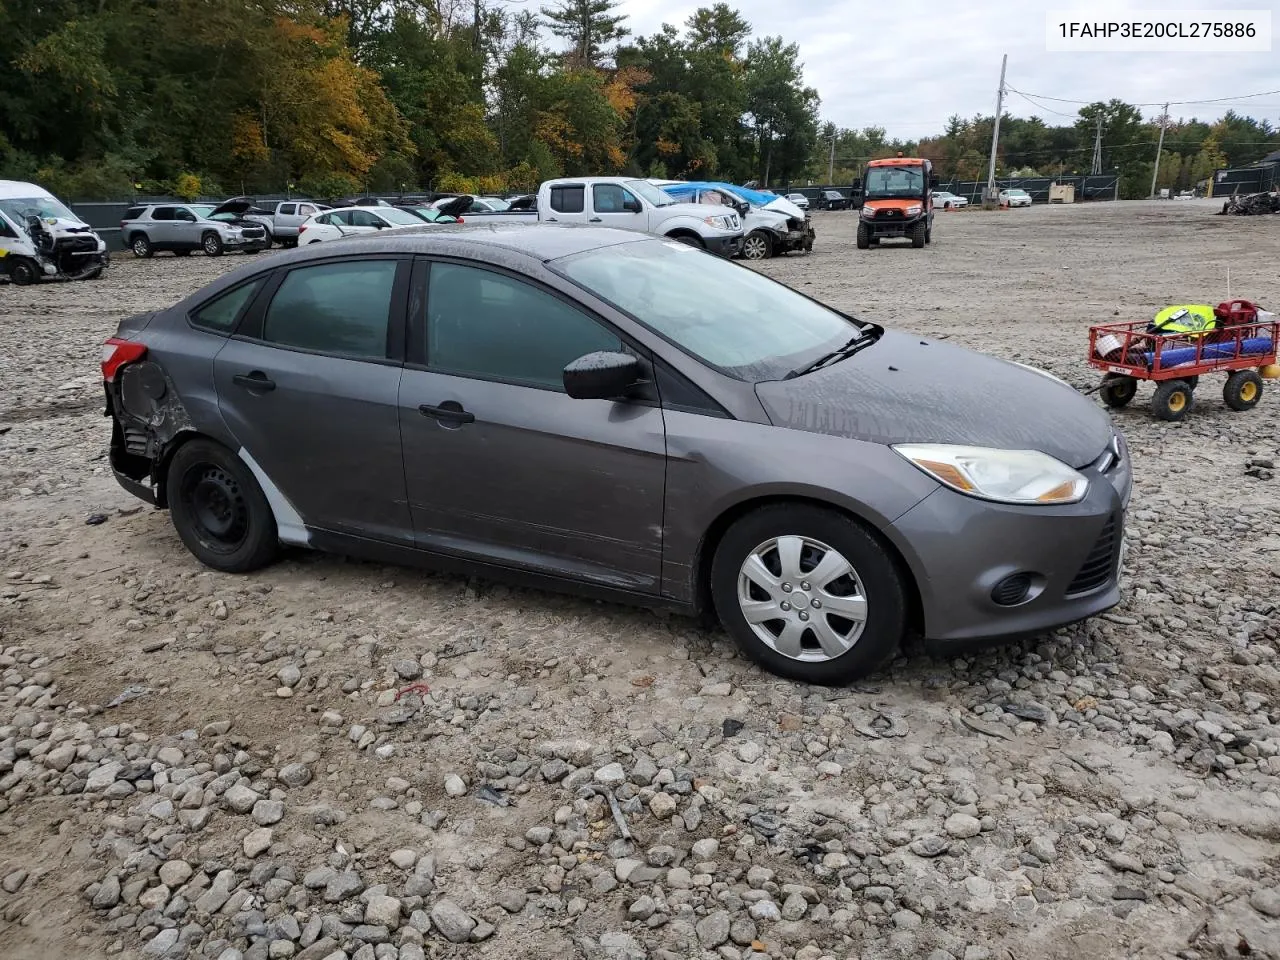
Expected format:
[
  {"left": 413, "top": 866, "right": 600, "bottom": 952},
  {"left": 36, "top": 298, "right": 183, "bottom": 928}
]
[
  {"left": 999, "top": 188, "right": 1033, "bottom": 208},
  {"left": 931, "top": 190, "right": 968, "bottom": 209},
  {"left": 785, "top": 192, "right": 811, "bottom": 210},
  {"left": 452, "top": 177, "right": 745, "bottom": 255},
  {"left": 815, "top": 190, "right": 850, "bottom": 210},
  {"left": 430, "top": 194, "right": 511, "bottom": 213},
  {"left": 100, "top": 224, "right": 1132, "bottom": 686},
  {"left": 120, "top": 203, "right": 271, "bottom": 258},
  {"left": 655, "top": 180, "right": 813, "bottom": 260},
  {"left": 214, "top": 198, "right": 330, "bottom": 247},
  {"left": 297, "top": 205, "right": 437, "bottom": 243},
  {"left": 0, "top": 179, "right": 109, "bottom": 283}
]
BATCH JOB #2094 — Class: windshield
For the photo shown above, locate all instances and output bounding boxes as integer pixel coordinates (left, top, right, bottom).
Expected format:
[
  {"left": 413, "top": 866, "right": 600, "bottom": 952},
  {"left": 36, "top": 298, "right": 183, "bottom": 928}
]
[
  {"left": 553, "top": 239, "right": 866, "bottom": 382},
  {"left": 378, "top": 207, "right": 428, "bottom": 226},
  {"left": 0, "top": 195, "right": 80, "bottom": 223},
  {"left": 625, "top": 179, "right": 671, "bottom": 207},
  {"left": 863, "top": 165, "right": 925, "bottom": 200}
]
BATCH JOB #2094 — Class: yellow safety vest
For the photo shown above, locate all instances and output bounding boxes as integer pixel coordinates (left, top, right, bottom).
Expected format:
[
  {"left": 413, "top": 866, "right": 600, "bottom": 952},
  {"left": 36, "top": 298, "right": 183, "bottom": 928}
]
[{"left": 1151, "top": 304, "right": 1218, "bottom": 336}]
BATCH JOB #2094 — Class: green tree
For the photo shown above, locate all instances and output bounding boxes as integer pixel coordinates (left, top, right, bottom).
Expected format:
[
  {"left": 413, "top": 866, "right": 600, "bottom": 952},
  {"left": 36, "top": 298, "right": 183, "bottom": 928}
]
[{"left": 539, "top": 0, "right": 630, "bottom": 67}]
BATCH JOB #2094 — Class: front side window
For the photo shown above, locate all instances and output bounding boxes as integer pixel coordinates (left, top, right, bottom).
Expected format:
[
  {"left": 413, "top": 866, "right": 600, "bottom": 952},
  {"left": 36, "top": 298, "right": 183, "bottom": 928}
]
[
  {"left": 261, "top": 260, "right": 398, "bottom": 359},
  {"left": 592, "top": 184, "right": 637, "bottom": 213},
  {"left": 426, "top": 262, "right": 622, "bottom": 389},
  {"left": 553, "top": 238, "right": 861, "bottom": 382},
  {"left": 191, "top": 279, "right": 264, "bottom": 333}
]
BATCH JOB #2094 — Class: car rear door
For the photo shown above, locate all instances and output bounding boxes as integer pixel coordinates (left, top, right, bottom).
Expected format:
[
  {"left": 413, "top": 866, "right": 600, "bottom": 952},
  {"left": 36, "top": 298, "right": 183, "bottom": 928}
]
[
  {"left": 545, "top": 183, "right": 589, "bottom": 225},
  {"left": 397, "top": 258, "right": 667, "bottom": 592},
  {"left": 211, "top": 253, "right": 414, "bottom": 546},
  {"left": 149, "top": 206, "right": 177, "bottom": 247}
]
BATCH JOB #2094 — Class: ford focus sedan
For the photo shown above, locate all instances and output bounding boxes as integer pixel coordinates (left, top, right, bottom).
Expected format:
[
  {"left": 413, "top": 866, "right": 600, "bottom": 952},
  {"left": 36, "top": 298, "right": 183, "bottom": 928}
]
[{"left": 100, "top": 224, "right": 1131, "bottom": 685}]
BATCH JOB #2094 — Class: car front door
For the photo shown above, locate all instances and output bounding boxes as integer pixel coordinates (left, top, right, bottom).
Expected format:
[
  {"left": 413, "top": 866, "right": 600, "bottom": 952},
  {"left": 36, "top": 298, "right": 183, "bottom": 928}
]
[
  {"left": 173, "top": 206, "right": 201, "bottom": 248},
  {"left": 397, "top": 259, "right": 667, "bottom": 592},
  {"left": 211, "top": 254, "right": 414, "bottom": 546},
  {"left": 590, "top": 183, "right": 646, "bottom": 231},
  {"left": 346, "top": 209, "right": 385, "bottom": 235}
]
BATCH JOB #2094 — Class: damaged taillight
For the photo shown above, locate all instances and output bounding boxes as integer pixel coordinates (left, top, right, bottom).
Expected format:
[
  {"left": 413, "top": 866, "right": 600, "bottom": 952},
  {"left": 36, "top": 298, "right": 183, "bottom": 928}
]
[{"left": 102, "top": 338, "right": 147, "bottom": 383}]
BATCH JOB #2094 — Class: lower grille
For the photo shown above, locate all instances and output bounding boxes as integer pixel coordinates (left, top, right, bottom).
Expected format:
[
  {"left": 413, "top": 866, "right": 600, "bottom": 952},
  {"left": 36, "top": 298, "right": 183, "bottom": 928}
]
[
  {"left": 59, "top": 236, "right": 98, "bottom": 253},
  {"left": 242, "top": 228, "right": 265, "bottom": 239},
  {"left": 123, "top": 426, "right": 149, "bottom": 456},
  {"left": 1066, "top": 515, "right": 1119, "bottom": 595}
]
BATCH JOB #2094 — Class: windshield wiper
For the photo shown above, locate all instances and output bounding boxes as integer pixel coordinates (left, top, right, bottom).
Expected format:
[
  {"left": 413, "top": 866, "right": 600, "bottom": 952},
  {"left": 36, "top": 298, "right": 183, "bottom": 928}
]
[{"left": 784, "top": 330, "right": 879, "bottom": 379}]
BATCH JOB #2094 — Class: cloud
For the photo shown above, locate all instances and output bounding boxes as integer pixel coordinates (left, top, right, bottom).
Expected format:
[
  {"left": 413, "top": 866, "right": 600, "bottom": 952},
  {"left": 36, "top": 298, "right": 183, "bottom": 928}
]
[{"left": 609, "top": 0, "right": 1280, "bottom": 138}]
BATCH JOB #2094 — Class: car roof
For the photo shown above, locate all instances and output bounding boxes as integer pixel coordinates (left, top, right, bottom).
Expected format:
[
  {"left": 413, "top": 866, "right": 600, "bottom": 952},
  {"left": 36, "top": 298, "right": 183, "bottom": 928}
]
[{"left": 0, "top": 180, "right": 57, "bottom": 200}]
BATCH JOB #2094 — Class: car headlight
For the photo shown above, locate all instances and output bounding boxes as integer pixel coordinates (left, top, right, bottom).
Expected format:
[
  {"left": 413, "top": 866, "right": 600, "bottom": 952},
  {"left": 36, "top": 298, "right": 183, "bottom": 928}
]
[
  {"left": 703, "top": 215, "right": 733, "bottom": 229},
  {"left": 860, "top": 206, "right": 876, "bottom": 218},
  {"left": 905, "top": 205, "right": 922, "bottom": 216},
  {"left": 892, "top": 443, "right": 1088, "bottom": 505}
]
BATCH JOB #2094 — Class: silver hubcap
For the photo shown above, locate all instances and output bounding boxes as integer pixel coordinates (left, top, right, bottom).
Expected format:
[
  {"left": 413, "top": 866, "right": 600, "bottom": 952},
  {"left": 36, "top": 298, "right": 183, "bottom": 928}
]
[
  {"left": 204, "top": 237, "right": 217, "bottom": 253},
  {"left": 737, "top": 535, "right": 868, "bottom": 662},
  {"left": 134, "top": 240, "right": 146, "bottom": 255},
  {"left": 743, "top": 236, "right": 768, "bottom": 259}
]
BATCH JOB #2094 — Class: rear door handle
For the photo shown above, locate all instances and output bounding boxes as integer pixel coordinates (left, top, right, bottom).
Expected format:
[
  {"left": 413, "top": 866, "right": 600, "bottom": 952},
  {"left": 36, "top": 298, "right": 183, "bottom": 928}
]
[
  {"left": 588, "top": 217, "right": 602, "bottom": 223},
  {"left": 419, "top": 402, "right": 474, "bottom": 425},
  {"left": 233, "top": 372, "right": 275, "bottom": 391}
]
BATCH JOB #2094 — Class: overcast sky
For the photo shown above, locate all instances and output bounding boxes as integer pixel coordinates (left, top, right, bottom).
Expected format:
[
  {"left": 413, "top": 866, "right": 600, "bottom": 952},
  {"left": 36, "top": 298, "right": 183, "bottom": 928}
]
[{"left": 605, "top": 0, "right": 1280, "bottom": 139}]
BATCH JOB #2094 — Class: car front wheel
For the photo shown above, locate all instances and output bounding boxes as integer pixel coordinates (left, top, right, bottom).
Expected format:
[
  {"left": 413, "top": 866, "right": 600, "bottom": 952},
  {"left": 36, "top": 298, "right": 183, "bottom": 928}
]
[
  {"left": 203, "top": 232, "right": 224, "bottom": 256},
  {"left": 710, "top": 504, "right": 907, "bottom": 685},
  {"left": 741, "top": 231, "right": 773, "bottom": 260},
  {"left": 167, "top": 439, "right": 280, "bottom": 573}
]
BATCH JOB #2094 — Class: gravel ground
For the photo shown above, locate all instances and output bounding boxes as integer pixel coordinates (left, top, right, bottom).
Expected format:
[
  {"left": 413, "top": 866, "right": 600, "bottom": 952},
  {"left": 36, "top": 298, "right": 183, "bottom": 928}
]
[{"left": 1, "top": 199, "right": 1279, "bottom": 960}]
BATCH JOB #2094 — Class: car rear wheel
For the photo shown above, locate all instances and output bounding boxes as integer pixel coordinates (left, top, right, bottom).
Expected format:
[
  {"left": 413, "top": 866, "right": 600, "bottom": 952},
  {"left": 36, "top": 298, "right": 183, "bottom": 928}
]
[
  {"left": 167, "top": 439, "right": 280, "bottom": 573},
  {"left": 710, "top": 504, "right": 907, "bottom": 685},
  {"left": 131, "top": 235, "right": 153, "bottom": 258},
  {"left": 1099, "top": 375, "right": 1137, "bottom": 408},
  {"left": 741, "top": 231, "right": 772, "bottom": 260},
  {"left": 1151, "top": 379, "right": 1194, "bottom": 421}
]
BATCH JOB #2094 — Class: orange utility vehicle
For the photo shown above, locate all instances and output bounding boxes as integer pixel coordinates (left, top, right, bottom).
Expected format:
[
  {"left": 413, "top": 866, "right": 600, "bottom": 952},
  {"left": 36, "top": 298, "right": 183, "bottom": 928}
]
[{"left": 856, "top": 155, "right": 937, "bottom": 249}]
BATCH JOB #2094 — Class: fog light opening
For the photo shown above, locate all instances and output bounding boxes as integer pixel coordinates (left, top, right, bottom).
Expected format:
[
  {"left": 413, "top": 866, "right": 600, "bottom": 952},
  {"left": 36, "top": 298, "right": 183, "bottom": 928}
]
[{"left": 991, "top": 573, "right": 1033, "bottom": 606}]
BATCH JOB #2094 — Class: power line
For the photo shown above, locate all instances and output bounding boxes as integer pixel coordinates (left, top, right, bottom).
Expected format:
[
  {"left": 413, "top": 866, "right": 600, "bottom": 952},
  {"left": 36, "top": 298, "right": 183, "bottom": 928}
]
[
  {"left": 1008, "top": 88, "right": 1081, "bottom": 119},
  {"left": 1004, "top": 85, "right": 1280, "bottom": 107}
]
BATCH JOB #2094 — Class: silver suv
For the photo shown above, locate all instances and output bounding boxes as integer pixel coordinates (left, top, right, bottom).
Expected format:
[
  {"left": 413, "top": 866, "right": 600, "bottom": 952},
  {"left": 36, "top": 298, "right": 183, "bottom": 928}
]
[{"left": 119, "top": 203, "right": 270, "bottom": 258}]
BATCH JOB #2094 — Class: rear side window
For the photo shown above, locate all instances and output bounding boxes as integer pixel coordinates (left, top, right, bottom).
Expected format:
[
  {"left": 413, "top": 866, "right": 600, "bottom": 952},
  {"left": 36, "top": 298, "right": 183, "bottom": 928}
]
[
  {"left": 262, "top": 260, "right": 398, "bottom": 359},
  {"left": 191, "top": 279, "right": 264, "bottom": 334},
  {"left": 151, "top": 207, "right": 175, "bottom": 221},
  {"left": 123, "top": 206, "right": 145, "bottom": 221},
  {"left": 278, "top": 203, "right": 296, "bottom": 216},
  {"left": 298, "top": 204, "right": 315, "bottom": 216},
  {"left": 549, "top": 186, "right": 584, "bottom": 214}
]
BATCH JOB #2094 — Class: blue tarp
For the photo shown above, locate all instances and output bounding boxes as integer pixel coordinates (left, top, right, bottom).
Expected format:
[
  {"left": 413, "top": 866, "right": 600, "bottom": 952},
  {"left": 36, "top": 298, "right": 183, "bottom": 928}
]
[
  {"left": 659, "top": 181, "right": 780, "bottom": 208},
  {"left": 1146, "top": 337, "right": 1275, "bottom": 368}
]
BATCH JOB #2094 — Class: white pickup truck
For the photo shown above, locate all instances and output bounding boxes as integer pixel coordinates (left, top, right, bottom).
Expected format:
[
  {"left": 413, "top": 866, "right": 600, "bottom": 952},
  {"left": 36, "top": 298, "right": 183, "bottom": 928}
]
[{"left": 451, "top": 177, "right": 745, "bottom": 255}]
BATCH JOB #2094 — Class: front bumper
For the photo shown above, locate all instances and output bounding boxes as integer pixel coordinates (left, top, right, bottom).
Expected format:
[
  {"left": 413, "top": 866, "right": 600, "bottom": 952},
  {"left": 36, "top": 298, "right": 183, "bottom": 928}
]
[
  {"left": 777, "top": 220, "right": 815, "bottom": 252},
  {"left": 862, "top": 213, "right": 925, "bottom": 238},
  {"left": 704, "top": 234, "right": 744, "bottom": 258},
  {"left": 224, "top": 233, "right": 270, "bottom": 250},
  {"left": 890, "top": 433, "right": 1132, "bottom": 643}
]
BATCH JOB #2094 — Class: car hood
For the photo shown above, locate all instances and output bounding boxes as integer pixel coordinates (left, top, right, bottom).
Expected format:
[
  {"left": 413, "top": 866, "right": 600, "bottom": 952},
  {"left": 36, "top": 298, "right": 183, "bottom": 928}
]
[
  {"left": 763, "top": 196, "right": 806, "bottom": 218},
  {"left": 661, "top": 201, "right": 738, "bottom": 221},
  {"left": 755, "top": 329, "right": 1115, "bottom": 469},
  {"left": 211, "top": 197, "right": 269, "bottom": 216},
  {"left": 435, "top": 195, "right": 473, "bottom": 218}
]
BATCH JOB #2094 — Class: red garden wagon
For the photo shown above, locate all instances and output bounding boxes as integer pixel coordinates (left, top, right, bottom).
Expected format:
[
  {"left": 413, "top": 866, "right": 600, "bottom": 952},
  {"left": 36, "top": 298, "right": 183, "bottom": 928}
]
[{"left": 1087, "top": 299, "right": 1279, "bottom": 421}]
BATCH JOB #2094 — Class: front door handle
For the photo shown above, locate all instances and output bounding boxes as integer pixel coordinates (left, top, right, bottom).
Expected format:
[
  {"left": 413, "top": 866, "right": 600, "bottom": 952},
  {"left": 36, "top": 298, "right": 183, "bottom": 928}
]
[
  {"left": 233, "top": 372, "right": 275, "bottom": 391},
  {"left": 419, "top": 401, "right": 474, "bottom": 425},
  {"left": 545, "top": 217, "right": 557, "bottom": 222}
]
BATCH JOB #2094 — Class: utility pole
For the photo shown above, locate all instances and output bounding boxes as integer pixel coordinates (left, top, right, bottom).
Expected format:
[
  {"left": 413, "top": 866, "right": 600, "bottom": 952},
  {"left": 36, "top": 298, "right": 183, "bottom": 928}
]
[
  {"left": 1090, "top": 117, "right": 1103, "bottom": 175},
  {"left": 984, "top": 54, "right": 1007, "bottom": 207},
  {"left": 827, "top": 134, "right": 836, "bottom": 183},
  {"left": 1149, "top": 102, "right": 1170, "bottom": 198}
]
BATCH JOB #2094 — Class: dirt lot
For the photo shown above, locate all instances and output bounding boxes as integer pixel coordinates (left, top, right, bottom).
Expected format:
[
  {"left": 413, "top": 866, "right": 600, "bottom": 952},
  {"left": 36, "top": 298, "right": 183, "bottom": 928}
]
[{"left": 1, "top": 200, "right": 1279, "bottom": 960}]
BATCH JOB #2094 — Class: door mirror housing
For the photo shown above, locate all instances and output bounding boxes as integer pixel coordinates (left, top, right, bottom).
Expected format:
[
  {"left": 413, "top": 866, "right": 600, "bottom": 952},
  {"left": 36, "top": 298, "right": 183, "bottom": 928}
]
[
  {"left": 622, "top": 197, "right": 643, "bottom": 213},
  {"left": 563, "top": 351, "right": 642, "bottom": 400}
]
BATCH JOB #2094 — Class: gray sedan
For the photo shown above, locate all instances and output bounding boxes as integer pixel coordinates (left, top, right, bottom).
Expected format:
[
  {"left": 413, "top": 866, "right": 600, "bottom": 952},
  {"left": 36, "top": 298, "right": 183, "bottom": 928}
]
[{"left": 101, "top": 224, "right": 1131, "bottom": 685}]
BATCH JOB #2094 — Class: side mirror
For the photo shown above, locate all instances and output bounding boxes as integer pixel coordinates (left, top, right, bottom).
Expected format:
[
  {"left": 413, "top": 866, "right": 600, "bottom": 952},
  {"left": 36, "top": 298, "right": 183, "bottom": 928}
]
[
  {"left": 623, "top": 198, "right": 643, "bottom": 213},
  {"left": 563, "top": 351, "right": 641, "bottom": 400}
]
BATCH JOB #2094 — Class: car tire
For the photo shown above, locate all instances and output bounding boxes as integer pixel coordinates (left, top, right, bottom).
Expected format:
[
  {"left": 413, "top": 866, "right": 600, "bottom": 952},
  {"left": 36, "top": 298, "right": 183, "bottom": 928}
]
[
  {"left": 741, "top": 230, "right": 772, "bottom": 260},
  {"left": 911, "top": 221, "right": 927, "bottom": 248},
  {"left": 856, "top": 223, "right": 870, "bottom": 249},
  {"left": 1151, "top": 379, "right": 1194, "bottom": 421},
  {"left": 670, "top": 232, "right": 705, "bottom": 248},
  {"left": 167, "top": 439, "right": 280, "bottom": 573},
  {"left": 131, "top": 234, "right": 153, "bottom": 258},
  {"left": 9, "top": 257, "right": 40, "bottom": 285},
  {"left": 1099, "top": 375, "right": 1137, "bottom": 408},
  {"left": 202, "top": 232, "right": 224, "bottom": 256},
  {"left": 1223, "top": 370, "right": 1263, "bottom": 411},
  {"left": 710, "top": 504, "right": 907, "bottom": 686}
]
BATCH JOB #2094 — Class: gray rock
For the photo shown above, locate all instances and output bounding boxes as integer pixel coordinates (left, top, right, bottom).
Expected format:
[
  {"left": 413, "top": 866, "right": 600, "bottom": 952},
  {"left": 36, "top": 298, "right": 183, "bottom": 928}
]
[
  {"left": 323, "top": 871, "right": 364, "bottom": 903},
  {"left": 910, "top": 835, "right": 949, "bottom": 857},
  {"left": 736, "top": 741, "right": 764, "bottom": 763},
  {"left": 144, "top": 928, "right": 180, "bottom": 955},
  {"left": 595, "top": 763, "right": 626, "bottom": 785},
  {"left": 93, "top": 875, "right": 122, "bottom": 909},
  {"left": 692, "top": 839, "right": 719, "bottom": 860},
  {"left": 430, "top": 899, "right": 476, "bottom": 943},
  {"left": 157, "top": 746, "right": 185, "bottom": 767},
  {"left": 944, "top": 814, "right": 981, "bottom": 839},
  {"left": 696, "top": 910, "right": 731, "bottom": 947},
  {"left": 243, "top": 828, "right": 273, "bottom": 858},
  {"left": 540, "top": 759, "right": 571, "bottom": 782},
  {"left": 278, "top": 665, "right": 302, "bottom": 688},
  {"left": 598, "top": 932, "right": 645, "bottom": 960},
  {"left": 195, "top": 870, "right": 237, "bottom": 913},
  {"left": 893, "top": 909, "right": 923, "bottom": 929},
  {"left": 223, "top": 784, "right": 261, "bottom": 814},
  {"left": 649, "top": 792, "right": 677, "bottom": 819},
  {"left": 393, "top": 659, "right": 422, "bottom": 680},
  {"left": 2, "top": 870, "right": 28, "bottom": 894},
  {"left": 253, "top": 800, "right": 285, "bottom": 826},
  {"left": 1028, "top": 835, "right": 1058, "bottom": 863},
  {"left": 1250, "top": 888, "right": 1280, "bottom": 918},
  {"left": 444, "top": 775, "right": 467, "bottom": 798},
  {"left": 364, "top": 895, "right": 402, "bottom": 928},
  {"left": 400, "top": 947, "right": 425, "bottom": 960},
  {"left": 781, "top": 892, "right": 808, "bottom": 920},
  {"left": 45, "top": 744, "right": 76, "bottom": 772},
  {"left": 497, "top": 889, "right": 527, "bottom": 913},
  {"left": 628, "top": 895, "right": 656, "bottom": 920},
  {"left": 748, "top": 900, "right": 781, "bottom": 922},
  {"left": 303, "top": 866, "right": 336, "bottom": 890},
  {"left": 389, "top": 850, "right": 417, "bottom": 870},
  {"left": 730, "top": 917, "right": 758, "bottom": 946},
  {"left": 279, "top": 763, "right": 313, "bottom": 788},
  {"left": 86, "top": 761, "right": 123, "bottom": 792}
]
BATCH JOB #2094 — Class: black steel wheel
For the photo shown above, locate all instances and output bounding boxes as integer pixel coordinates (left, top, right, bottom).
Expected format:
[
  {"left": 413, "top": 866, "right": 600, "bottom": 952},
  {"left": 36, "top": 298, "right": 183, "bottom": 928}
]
[
  {"left": 167, "top": 439, "right": 279, "bottom": 572},
  {"left": 1099, "top": 375, "right": 1138, "bottom": 408}
]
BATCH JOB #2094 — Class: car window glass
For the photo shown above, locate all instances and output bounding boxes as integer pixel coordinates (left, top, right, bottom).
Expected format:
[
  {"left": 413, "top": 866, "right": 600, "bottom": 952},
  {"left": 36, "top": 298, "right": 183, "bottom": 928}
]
[
  {"left": 191, "top": 279, "right": 264, "bottom": 333},
  {"left": 0, "top": 217, "right": 16, "bottom": 238},
  {"left": 426, "top": 263, "right": 621, "bottom": 389},
  {"left": 299, "top": 205, "right": 314, "bottom": 216},
  {"left": 124, "top": 206, "right": 145, "bottom": 220},
  {"left": 592, "top": 183, "right": 632, "bottom": 213},
  {"left": 351, "top": 210, "right": 382, "bottom": 227},
  {"left": 279, "top": 203, "right": 296, "bottom": 216},
  {"left": 151, "top": 207, "right": 175, "bottom": 221},
  {"left": 262, "top": 260, "right": 397, "bottom": 359},
  {"left": 549, "top": 185, "right": 585, "bottom": 214}
]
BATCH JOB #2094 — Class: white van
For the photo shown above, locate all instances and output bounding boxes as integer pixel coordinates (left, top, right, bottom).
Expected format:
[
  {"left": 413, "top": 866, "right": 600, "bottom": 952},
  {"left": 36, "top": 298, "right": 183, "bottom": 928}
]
[{"left": 0, "top": 180, "right": 110, "bottom": 284}]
